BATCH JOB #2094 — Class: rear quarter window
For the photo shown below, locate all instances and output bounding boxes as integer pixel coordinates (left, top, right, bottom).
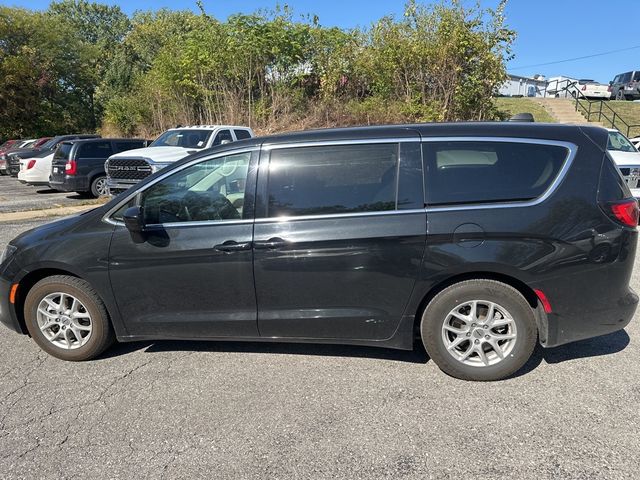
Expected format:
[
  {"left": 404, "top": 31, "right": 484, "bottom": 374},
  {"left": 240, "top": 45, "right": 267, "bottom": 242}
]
[
  {"left": 114, "top": 141, "right": 145, "bottom": 153},
  {"left": 54, "top": 143, "right": 73, "bottom": 160},
  {"left": 423, "top": 141, "right": 570, "bottom": 206},
  {"left": 77, "top": 141, "right": 113, "bottom": 159},
  {"left": 234, "top": 129, "right": 252, "bottom": 140}
]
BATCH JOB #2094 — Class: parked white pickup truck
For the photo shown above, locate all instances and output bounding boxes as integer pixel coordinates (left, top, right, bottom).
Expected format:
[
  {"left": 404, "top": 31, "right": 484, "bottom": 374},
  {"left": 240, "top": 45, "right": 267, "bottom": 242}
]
[
  {"left": 607, "top": 129, "right": 640, "bottom": 199},
  {"left": 105, "top": 125, "right": 254, "bottom": 193}
]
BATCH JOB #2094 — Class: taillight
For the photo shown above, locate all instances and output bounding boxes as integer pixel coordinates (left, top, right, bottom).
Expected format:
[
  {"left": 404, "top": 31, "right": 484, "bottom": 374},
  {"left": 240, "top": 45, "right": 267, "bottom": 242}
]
[
  {"left": 27, "top": 160, "right": 36, "bottom": 170},
  {"left": 608, "top": 86, "right": 612, "bottom": 92},
  {"left": 610, "top": 199, "right": 639, "bottom": 227},
  {"left": 65, "top": 159, "right": 77, "bottom": 175}
]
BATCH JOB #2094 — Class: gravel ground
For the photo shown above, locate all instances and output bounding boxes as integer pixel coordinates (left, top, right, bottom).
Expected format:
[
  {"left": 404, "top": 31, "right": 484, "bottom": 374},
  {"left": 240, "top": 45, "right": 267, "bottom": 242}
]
[
  {"left": 0, "top": 175, "right": 101, "bottom": 213},
  {"left": 0, "top": 217, "right": 639, "bottom": 479}
]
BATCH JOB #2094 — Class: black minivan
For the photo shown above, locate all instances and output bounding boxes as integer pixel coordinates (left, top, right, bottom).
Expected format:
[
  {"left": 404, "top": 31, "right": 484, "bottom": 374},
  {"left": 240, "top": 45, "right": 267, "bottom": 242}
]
[
  {"left": 0, "top": 123, "right": 637, "bottom": 381},
  {"left": 49, "top": 138, "right": 147, "bottom": 197}
]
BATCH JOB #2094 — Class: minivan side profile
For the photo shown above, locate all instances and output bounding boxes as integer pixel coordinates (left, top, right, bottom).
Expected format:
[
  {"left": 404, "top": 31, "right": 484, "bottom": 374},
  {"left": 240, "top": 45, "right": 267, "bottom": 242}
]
[
  {"left": 0, "top": 123, "right": 637, "bottom": 381},
  {"left": 49, "top": 138, "right": 148, "bottom": 197}
]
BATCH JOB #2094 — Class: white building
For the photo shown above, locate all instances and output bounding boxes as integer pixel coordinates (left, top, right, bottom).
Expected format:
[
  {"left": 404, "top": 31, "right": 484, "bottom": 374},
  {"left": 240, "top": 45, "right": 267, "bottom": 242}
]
[{"left": 499, "top": 74, "right": 548, "bottom": 98}]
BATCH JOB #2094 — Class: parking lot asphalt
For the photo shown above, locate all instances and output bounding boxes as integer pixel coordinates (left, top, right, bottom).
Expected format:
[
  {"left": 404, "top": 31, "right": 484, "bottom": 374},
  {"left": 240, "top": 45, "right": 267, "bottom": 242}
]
[
  {"left": 0, "top": 217, "right": 639, "bottom": 479},
  {"left": 0, "top": 175, "right": 102, "bottom": 214}
]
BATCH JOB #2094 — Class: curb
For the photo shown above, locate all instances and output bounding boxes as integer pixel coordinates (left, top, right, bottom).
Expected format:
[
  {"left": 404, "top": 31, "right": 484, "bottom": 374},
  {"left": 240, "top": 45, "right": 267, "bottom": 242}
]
[{"left": 0, "top": 204, "right": 102, "bottom": 223}]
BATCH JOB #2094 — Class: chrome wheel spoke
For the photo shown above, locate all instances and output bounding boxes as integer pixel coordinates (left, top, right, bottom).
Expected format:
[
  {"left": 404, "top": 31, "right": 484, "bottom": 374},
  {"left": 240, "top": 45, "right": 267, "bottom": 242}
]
[
  {"left": 72, "top": 321, "right": 91, "bottom": 331},
  {"left": 477, "top": 346, "right": 490, "bottom": 366},
  {"left": 458, "top": 343, "right": 475, "bottom": 361},
  {"left": 447, "top": 336, "right": 466, "bottom": 350},
  {"left": 492, "top": 333, "right": 516, "bottom": 341},
  {"left": 63, "top": 328, "right": 73, "bottom": 348},
  {"left": 488, "top": 339, "right": 505, "bottom": 359},
  {"left": 443, "top": 324, "right": 468, "bottom": 335}
]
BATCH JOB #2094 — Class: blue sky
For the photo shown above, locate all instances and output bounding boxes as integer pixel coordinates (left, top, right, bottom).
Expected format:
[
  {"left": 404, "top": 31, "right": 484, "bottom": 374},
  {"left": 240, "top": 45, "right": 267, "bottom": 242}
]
[{"left": 4, "top": 0, "right": 638, "bottom": 83}]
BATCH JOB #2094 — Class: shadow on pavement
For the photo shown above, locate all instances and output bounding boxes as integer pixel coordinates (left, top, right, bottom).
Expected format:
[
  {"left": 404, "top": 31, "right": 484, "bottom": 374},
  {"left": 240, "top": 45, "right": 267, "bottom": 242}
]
[
  {"left": 509, "top": 329, "right": 630, "bottom": 379},
  {"left": 98, "top": 329, "right": 630, "bottom": 374},
  {"left": 100, "top": 339, "right": 430, "bottom": 364}
]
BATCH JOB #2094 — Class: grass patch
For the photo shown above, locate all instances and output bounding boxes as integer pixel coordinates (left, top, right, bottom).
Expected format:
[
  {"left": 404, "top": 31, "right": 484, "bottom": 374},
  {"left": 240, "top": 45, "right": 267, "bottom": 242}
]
[
  {"left": 493, "top": 97, "right": 556, "bottom": 123},
  {"left": 590, "top": 101, "right": 640, "bottom": 138}
]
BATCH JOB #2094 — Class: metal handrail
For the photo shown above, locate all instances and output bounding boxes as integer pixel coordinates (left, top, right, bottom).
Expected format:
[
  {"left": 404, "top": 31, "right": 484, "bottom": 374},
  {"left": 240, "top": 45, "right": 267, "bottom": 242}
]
[{"left": 550, "top": 79, "right": 640, "bottom": 137}]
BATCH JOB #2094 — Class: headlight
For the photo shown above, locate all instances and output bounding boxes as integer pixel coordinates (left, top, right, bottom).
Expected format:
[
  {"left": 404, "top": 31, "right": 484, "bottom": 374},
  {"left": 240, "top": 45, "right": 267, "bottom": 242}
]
[{"left": 0, "top": 245, "right": 17, "bottom": 265}]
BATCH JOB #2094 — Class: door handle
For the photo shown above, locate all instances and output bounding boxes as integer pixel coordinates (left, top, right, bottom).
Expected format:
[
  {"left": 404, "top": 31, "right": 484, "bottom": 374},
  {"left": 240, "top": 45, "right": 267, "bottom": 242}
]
[
  {"left": 214, "top": 241, "right": 252, "bottom": 252},
  {"left": 254, "top": 237, "right": 287, "bottom": 249}
]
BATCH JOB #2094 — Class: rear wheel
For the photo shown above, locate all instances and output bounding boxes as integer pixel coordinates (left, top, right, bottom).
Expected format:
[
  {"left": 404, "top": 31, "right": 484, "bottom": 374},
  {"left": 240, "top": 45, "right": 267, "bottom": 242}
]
[
  {"left": 24, "top": 275, "right": 115, "bottom": 361},
  {"left": 421, "top": 280, "right": 537, "bottom": 381},
  {"left": 90, "top": 175, "right": 109, "bottom": 198}
]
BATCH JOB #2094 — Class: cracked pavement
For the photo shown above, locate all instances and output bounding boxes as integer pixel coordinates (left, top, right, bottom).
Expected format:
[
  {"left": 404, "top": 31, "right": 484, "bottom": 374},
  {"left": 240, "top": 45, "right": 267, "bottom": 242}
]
[{"left": 1, "top": 217, "right": 640, "bottom": 479}]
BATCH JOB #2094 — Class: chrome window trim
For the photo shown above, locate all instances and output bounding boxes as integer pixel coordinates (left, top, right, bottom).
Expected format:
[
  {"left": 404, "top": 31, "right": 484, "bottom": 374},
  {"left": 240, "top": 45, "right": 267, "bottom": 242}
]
[
  {"left": 260, "top": 137, "right": 419, "bottom": 151},
  {"left": 421, "top": 137, "right": 577, "bottom": 212},
  {"left": 102, "top": 146, "right": 259, "bottom": 226},
  {"left": 146, "top": 219, "right": 253, "bottom": 228},
  {"left": 254, "top": 208, "right": 426, "bottom": 224}
]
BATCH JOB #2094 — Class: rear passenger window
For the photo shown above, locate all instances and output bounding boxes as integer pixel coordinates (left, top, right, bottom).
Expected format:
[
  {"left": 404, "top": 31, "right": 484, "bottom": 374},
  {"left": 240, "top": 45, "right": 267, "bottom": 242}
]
[
  {"left": 212, "top": 130, "right": 233, "bottom": 146},
  {"left": 423, "top": 141, "right": 569, "bottom": 206},
  {"left": 114, "top": 141, "right": 144, "bottom": 153},
  {"left": 234, "top": 129, "right": 252, "bottom": 140},
  {"left": 267, "top": 144, "right": 399, "bottom": 217},
  {"left": 78, "top": 141, "right": 113, "bottom": 159}
]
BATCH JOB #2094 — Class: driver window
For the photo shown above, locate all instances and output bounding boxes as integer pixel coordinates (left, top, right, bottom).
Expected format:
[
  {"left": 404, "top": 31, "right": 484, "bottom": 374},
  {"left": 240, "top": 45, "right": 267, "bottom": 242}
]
[{"left": 140, "top": 152, "right": 251, "bottom": 225}]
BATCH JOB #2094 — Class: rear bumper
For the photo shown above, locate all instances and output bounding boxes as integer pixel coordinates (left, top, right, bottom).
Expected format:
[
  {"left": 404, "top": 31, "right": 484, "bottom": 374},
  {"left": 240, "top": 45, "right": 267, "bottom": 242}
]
[
  {"left": 49, "top": 175, "right": 88, "bottom": 192},
  {"left": 542, "top": 287, "right": 638, "bottom": 348}
]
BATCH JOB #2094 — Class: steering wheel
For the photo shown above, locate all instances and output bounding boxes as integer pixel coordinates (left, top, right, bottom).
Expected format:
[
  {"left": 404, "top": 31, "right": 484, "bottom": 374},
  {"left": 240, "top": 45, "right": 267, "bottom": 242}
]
[{"left": 219, "top": 159, "right": 238, "bottom": 177}]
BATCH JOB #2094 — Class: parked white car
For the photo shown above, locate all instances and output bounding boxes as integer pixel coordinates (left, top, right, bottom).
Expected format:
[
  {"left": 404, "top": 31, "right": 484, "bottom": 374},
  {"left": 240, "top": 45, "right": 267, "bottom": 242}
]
[
  {"left": 105, "top": 125, "right": 254, "bottom": 193},
  {"left": 547, "top": 77, "right": 610, "bottom": 99},
  {"left": 17, "top": 152, "right": 55, "bottom": 186},
  {"left": 607, "top": 129, "right": 640, "bottom": 198}
]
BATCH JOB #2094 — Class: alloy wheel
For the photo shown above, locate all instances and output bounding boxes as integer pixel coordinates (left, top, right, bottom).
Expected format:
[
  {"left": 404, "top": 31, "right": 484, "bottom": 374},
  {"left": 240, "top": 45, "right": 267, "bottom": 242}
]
[
  {"left": 36, "top": 292, "right": 93, "bottom": 349},
  {"left": 441, "top": 300, "right": 517, "bottom": 367}
]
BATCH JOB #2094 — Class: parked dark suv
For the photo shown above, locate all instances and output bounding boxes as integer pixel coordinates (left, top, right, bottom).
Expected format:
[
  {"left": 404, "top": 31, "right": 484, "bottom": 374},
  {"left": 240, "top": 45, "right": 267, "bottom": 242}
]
[
  {"left": 0, "top": 123, "right": 637, "bottom": 381},
  {"left": 609, "top": 71, "right": 640, "bottom": 101},
  {"left": 49, "top": 138, "right": 147, "bottom": 197}
]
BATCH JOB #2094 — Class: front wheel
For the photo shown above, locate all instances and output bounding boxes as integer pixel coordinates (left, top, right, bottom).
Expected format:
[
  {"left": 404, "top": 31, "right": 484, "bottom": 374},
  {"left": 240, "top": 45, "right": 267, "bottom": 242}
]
[
  {"left": 24, "top": 275, "right": 115, "bottom": 361},
  {"left": 421, "top": 280, "right": 537, "bottom": 381}
]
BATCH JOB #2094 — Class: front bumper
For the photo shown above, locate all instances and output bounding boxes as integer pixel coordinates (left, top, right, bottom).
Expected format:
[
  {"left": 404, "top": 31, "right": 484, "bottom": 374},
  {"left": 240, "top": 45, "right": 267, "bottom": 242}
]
[
  {"left": 0, "top": 276, "right": 23, "bottom": 334},
  {"left": 107, "top": 179, "right": 140, "bottom": 193}
]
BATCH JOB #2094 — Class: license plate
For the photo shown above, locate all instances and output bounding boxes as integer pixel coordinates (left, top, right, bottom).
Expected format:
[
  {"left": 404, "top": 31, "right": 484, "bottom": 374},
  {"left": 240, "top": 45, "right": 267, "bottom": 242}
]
[{"left": 53, "top": 167, "right": 60, "bottom": 173}]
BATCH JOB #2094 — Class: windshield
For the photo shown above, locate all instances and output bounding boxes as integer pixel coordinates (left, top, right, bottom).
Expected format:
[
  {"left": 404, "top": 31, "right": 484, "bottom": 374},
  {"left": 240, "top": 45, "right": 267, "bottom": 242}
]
[
  {"left": 40, "top": 138, "right": 60, "bottom": 150},
  {"left": 607, "top": 131, "right": 638, "bottom": 152},
  {"left": 150, "top": 129, "right": 213, "bottom": 149}
]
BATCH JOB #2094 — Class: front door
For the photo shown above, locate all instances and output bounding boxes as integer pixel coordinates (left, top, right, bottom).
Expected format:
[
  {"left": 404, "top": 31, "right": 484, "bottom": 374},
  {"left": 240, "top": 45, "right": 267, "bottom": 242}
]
[
  {"left": 108, "top": 150, "right": 259, "bottom": 338},
  {"left": 253, "top": 140, "right": 426, "bottom": 341}
]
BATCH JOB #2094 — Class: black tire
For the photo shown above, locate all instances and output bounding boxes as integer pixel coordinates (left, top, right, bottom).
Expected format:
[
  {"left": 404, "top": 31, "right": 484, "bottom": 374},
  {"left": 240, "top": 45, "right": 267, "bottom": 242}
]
[
  {"left": 420, "top": 280, "right": 537, "bottom": 381},
  {"left": 616, "top": 90, "right": 626, "bottom": 101},
  {"left": 24, "top": 275, "right": 115, "bottom": 361},
  {"left": 90, "top": 175, "right": 108, "bottom": 198}
]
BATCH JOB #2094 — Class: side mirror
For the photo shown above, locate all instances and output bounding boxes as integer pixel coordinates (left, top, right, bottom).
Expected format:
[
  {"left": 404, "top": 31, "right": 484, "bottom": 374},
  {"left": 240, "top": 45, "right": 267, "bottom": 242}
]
[
  {"left": 123, "top": 206, "right": 146, "bottom": 243},
  {"left": 609, "top": 81, "right": 613, "bottom": 86}
]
